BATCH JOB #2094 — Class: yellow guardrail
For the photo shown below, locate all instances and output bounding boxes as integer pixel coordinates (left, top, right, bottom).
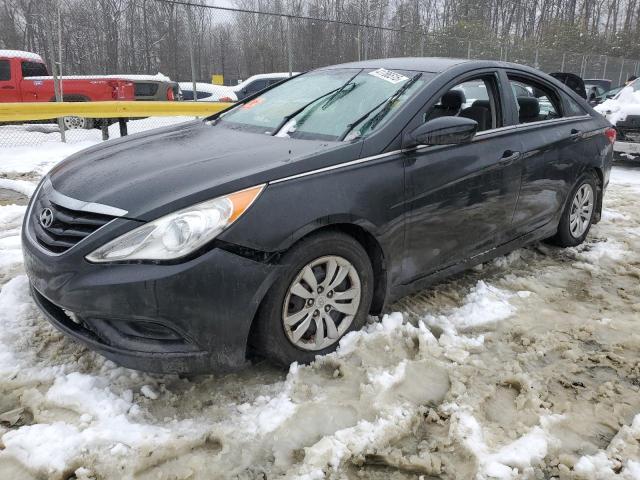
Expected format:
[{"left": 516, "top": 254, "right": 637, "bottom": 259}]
[{"left": 0, "top": 101, "right": 233, "bottom": 122}]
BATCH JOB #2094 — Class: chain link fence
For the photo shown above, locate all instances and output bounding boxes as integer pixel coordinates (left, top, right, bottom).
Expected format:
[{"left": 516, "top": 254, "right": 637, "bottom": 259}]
[{"left": 2, "top": 1, "right": 640, "bottom": 150}]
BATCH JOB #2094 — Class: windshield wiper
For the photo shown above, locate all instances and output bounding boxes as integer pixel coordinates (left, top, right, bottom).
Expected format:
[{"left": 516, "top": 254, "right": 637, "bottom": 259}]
[
  {"left": 320, "top": 69, "right": 362, "bottom": 110},
  {"left": 339, "top": 72, "right": 422, "bottom": 141},
  {"left": 272, "top": 70, "right": 363, "bottom": 136}
]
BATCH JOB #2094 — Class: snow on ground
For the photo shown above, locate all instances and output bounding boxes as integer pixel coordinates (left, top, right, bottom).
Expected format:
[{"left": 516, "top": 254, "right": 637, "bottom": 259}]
[
  {"left": 0, "top": 130, "right": 639, "bottom": 479},
  {"left": 0, "top": 116, "right": 193, "bottom": 149}
]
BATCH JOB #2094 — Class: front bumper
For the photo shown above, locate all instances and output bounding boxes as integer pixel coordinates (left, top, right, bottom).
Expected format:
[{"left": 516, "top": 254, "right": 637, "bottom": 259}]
[{"left": 23, "top": 231, "right": 279, "bottom": 373}]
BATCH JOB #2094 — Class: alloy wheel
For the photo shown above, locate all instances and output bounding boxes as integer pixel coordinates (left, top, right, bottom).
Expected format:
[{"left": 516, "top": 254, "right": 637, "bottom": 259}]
[
  {"left": 569, "top": 183, "right": 594, "bottom": 238},
  {"left": 282, "top": 255, "right": 361, "bottom": 351}
]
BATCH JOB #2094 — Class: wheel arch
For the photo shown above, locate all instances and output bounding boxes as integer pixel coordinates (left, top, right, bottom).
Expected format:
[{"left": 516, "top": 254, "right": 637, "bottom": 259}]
[
  {"left": 590, "top": 165, "right": 604, "bottom": 223},
  {"left": 244, "top": 221, "right": 390, "bottom": 361}
]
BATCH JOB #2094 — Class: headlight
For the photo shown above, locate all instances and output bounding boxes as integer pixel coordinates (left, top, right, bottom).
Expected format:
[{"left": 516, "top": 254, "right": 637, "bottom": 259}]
[{"left": 86, "top": 184, "right": 265, "bottom": 262}]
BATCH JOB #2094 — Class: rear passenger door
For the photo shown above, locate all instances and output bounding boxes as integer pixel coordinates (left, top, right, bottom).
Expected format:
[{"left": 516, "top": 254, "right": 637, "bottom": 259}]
[
  {"left": 506, "top": 72, "right": 595, "bottom": 236},
  {"left": 402, "top": 71, "right": 523, "bottom": 282}
]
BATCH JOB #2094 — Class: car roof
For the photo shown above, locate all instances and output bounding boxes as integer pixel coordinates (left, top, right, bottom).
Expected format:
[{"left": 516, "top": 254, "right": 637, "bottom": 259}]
[
  {"left": 323, "top": 57, "right": 471, "bottom": 73},
  {"left": 321, "top": 57, "right": 544, "bottom": 74}
]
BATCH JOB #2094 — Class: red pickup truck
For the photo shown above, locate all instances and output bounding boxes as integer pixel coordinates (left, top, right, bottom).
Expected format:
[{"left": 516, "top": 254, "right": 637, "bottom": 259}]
[{"left": 0, "top": 50, "right": 135, "bottom": 104}]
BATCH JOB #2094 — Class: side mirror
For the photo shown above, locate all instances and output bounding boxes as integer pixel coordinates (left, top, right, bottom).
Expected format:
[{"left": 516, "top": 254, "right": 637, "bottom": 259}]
[{"left": 404, "top": 116, "right": 478, "bottom": 149}]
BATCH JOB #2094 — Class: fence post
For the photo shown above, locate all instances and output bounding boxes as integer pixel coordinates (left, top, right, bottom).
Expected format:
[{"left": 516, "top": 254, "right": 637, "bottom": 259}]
[
  {"left": 467, "top": 40, "right": 471, "bottom": 59},
  {"left": 618, "top": 58, "right": 625, "bottom": 86},
  {"left": 602, "top": 55, "right": 607, "bottom": 78},
  {"left": 363, "top": 25, "right": 369, "bottom": 60},
  {"left": 46, "top": 14, "right": 65, "bottom": 143},
  {"left": 534, "top": 48, "right": 539, "bottom": 69},
  {"left": 560, "top": 52, "right": 566, "bottom": 72},
  {"left": 286, "top": 16, "right": 293, "bottom": 77},
  {"left": 118, "top": 118, "right": 128, "bottom": 137},
  {"left": 184, "top": 5, "right": 198, "bottom": 102}
]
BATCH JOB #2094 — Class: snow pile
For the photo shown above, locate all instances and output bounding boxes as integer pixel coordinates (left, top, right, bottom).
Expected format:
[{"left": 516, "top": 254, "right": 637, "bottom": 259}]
[
  {"left": 453, "top": 409, "right": 563, "bottom": 479},
  {"left": 595, "top": 85, "right": 640, "bottom": 125}
]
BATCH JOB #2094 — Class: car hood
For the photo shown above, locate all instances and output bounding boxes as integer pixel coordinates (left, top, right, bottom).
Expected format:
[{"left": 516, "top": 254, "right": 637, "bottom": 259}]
[{"left": 48, "top": 121, "right": 344, "bottom": 220}]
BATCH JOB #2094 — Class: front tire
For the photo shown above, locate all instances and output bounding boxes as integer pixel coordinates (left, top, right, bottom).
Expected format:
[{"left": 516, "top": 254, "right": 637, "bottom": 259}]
[
  {"left": 548, "top": 172, "right": 597, "bottom": 247},
  {"left": 252, "top": 232, "right": 374, "bottom": 367}
]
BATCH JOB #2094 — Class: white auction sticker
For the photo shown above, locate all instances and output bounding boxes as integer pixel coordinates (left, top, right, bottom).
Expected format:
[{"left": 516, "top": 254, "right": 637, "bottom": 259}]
[{"left": 368, "top": 68, "right": 409, "bottom": 84}]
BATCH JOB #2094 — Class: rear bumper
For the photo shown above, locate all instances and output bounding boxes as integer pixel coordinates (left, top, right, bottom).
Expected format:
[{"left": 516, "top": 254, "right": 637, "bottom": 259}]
[{"left": 23, "top": 238, "right": 280, "bottom": 374}]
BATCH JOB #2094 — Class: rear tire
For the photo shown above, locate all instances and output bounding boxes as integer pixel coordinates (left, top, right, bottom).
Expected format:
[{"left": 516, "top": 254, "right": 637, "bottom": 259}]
[
  {"left": 251, "top": 232, "right": 374, "bottom": 367},
  {"left": 548, "top": 171, "right": 597, "bottom": 247}
]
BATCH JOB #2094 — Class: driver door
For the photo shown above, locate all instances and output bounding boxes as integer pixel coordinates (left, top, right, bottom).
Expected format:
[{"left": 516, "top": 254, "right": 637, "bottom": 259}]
[{"left": 402, "top": 71, "right": 523, "bottom": 283}]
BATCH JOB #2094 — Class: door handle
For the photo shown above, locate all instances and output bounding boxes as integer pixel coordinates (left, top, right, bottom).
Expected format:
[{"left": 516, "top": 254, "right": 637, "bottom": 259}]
[
  {"left": 498, "top": 150, "right": 521, "bottom": 166},
  {"left": 570, "top": 128, "right": 582, "bottom": 138},
  {"left": 1, "top": 85, "right": 15, "bottom": 89}
]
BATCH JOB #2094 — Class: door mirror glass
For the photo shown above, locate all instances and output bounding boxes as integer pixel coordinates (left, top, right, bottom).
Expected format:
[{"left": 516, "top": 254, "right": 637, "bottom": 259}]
[{"left": 405, "top": 116, "right": 478, "bottom": 148}]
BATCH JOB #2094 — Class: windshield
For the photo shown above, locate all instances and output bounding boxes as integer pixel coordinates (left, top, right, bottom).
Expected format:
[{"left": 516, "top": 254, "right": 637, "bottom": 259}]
[
  {"left": 630, "top": 78, "right": 640, "bottom": 92},
  {"left": 218, "top": 68, "right": 431, "bottom": 141}
]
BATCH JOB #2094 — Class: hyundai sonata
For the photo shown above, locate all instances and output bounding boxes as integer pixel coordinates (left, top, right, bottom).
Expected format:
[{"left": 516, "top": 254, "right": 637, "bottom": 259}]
[{"left": 22, "top": 58, "right": 614, "bottom": 373}]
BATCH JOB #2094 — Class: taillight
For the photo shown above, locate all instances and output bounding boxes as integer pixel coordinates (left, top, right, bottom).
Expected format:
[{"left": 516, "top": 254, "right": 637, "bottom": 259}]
[
  {"left": 219, "top": 96, "right": 233, "bottom": 102},
  {"left": 108, "top": 81, "right": 119, "bottom": 99},
  {"left": 605, "top": 127, "right": 616, "bottom": 144},
  {"left": 167, "top": 88, "right": 175, "bottom": 101}
]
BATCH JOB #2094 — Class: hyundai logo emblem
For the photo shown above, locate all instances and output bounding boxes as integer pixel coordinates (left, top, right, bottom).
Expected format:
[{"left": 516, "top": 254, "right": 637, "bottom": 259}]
[{"left": 39, "top": 208, "right": 54, "bottom": 228}]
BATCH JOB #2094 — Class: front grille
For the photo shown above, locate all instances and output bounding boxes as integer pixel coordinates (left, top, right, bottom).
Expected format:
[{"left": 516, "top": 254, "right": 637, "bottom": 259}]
[{"left": 32, "top": 194, "right": 116, "bottom": 254}]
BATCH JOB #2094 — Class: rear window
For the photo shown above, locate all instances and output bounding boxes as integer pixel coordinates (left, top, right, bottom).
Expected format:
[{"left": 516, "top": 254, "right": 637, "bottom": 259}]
[
  {"left": 134, "top": 83, "right": 159, "bottom": 97},
  {"left": 0, "top": 60, "right": 9, "bottom": 81},
  {"left": 21, "top": 61, "right": 48, "bottom": 78}
]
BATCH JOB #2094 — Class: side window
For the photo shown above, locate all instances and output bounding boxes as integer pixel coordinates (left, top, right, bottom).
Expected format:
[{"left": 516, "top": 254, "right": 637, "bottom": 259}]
[
  {"left": 424, "top": 76, "right": 501, "bottom": 132},
  {"left": 564, "top": 94, "right": 587, "bottom": 116},
  {"left": 0, "top": 60, "right": 10, "bottom": 81},
  {"left": 21, "top": 61, "right": 48, "bottom": 78},
  {"left": 508, "top": 75, "right": 562, "bottom": 123},
  {"left": 511, "top": 83, "right": 532, "bottom": 98},
  {"left": 182, "top": 90, "right": 194, "bottom": 101},
  {"left": 196, "top": 91, "right": 212, "bottom": 99}
]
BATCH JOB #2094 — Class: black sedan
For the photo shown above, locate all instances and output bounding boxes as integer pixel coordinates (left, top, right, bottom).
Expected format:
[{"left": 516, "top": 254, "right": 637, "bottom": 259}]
[{"left": 22, "top": 58, "right": 615, "bottom": 373}]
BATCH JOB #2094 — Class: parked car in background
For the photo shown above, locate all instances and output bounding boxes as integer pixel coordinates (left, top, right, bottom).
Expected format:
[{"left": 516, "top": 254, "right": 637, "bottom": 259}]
[
  {"left": 584, "top": 78, "right": 613, "bottom": 91},
  {"left": 596, "top": 78, "right": 640, "bottom": 156},
  {"left": 0, "top": 50, "right": 135, "bottom": 111},
  {"left": 23, "top": 58, "right": 613, "bottom": 373},
  {"left": 178, "top": 82, "right": 236, "bottom": 102},
  {"left": 593, "top": 86, "right": 623, "bottom": 105},
  {"left": 125, "top": 74, "right": 181, "bottom": 101},
  {"left": 549, "top": 72, "right": 588, "bottom": 99},
  {"left": 0, "top": 50, "right": 184, "bottom": 129},
  {"left": 232, "top": 73, "right": 297, "bottom": 100}
]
